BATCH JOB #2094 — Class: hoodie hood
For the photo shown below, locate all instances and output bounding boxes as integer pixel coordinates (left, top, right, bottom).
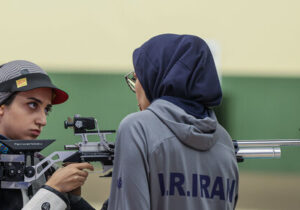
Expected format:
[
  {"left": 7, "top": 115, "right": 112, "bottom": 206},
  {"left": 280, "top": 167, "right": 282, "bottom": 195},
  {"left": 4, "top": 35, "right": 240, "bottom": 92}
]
[
  {"left": 148, "top": 99, "right": 218, "bottom": 151},
  {"left": 133, "top": 34, "right": 222, "bottom": 119}
]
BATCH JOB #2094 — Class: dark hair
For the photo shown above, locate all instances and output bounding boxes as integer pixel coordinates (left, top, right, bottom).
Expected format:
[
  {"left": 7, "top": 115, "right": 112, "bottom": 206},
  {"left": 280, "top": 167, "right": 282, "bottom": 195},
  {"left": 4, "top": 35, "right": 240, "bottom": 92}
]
[{"left": 1, "top": 92, "right": 18, "bottom": 106}]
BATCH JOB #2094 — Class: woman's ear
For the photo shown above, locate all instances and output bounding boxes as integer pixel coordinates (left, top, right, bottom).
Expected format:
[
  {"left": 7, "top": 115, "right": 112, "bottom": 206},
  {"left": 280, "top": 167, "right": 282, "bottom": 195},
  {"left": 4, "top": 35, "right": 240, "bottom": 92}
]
[{"left": 0, "top": 105, "right": 5, "bottom": 116}]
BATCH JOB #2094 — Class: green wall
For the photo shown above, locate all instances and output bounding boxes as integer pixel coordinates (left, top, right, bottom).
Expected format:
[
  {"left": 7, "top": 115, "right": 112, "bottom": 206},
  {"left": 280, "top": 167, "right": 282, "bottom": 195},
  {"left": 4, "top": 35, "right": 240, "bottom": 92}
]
[
  {"left": 219, "top": 76, "right": 300, "bottom": 173},
  {"left": 39, "top": 73, "right": 300, "bottom": 173}
]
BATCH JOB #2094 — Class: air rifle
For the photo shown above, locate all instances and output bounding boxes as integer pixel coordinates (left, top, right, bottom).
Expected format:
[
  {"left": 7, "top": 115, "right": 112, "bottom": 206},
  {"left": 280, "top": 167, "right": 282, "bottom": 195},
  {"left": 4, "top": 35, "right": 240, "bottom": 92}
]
[
  {"left": 0, "top": 114, "right": 114, "bottom": 189},
  {"left": 1, "top": 114, "right": 300, "bottom": 189}
]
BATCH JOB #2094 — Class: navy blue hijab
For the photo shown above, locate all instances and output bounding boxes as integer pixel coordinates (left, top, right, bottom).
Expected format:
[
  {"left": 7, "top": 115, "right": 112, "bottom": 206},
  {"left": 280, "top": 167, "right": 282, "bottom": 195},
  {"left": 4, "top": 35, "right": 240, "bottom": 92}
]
[{"left": 133, "top": 34, "right": 222, "bottom": 119}]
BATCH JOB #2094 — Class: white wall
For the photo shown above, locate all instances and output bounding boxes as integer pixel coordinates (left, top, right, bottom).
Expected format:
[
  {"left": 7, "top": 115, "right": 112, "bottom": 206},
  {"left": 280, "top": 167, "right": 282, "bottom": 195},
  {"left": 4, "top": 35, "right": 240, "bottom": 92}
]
[{"left": 1, "top": 0, "right": 300, "bottom": 76}]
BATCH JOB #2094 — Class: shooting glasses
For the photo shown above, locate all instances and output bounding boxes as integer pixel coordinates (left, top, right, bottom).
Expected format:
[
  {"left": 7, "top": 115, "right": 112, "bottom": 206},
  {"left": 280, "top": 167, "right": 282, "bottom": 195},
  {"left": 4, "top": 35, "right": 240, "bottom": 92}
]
[{"left": 125, "top": 71, "right": 136, "bottom": 93}]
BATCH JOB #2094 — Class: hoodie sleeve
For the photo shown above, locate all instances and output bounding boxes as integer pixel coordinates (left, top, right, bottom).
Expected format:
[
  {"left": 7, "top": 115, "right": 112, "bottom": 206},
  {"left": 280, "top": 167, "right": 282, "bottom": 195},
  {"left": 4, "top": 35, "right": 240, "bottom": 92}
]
[
  {"left": 108, "top": 114, "right": 150, "bottom": 210},
  {"left": 22, "top": 186, "right": 96, "bottom": 210},
  {"left": 22, "top": 186, "right": 68, "bottom": 210}
]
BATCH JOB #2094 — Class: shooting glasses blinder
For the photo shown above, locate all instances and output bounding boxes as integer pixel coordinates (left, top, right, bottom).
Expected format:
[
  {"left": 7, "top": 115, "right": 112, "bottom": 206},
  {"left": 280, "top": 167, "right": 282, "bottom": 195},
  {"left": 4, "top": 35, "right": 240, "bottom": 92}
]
[{"left": 124, "top": 71, "right": 136, "bottom": 93}]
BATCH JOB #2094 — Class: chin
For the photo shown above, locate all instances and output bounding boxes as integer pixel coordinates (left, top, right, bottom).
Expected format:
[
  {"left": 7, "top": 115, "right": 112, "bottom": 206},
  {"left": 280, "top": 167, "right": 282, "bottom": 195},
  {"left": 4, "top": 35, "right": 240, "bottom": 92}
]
[{"left": 24, "top": 136, "right": 38, "bottom": 140}]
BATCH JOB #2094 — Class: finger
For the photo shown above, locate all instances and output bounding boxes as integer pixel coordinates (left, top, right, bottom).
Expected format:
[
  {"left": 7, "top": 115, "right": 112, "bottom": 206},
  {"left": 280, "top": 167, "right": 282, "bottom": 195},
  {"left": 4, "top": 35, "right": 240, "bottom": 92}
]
[
  {"left": 62, "top": 162, "right": 73, "bottom": 167},
  {"left": 75, "top": 169, "right": 89, "bottom": 178},
  {"left": 72, "top": 175, "right": 86, "bottom": 183},
  {"left": 63, "top": 163, "right": 91, "bottom": 172},
  {"left": 74, "top": 162, "right": 94, "bottom": 171}
]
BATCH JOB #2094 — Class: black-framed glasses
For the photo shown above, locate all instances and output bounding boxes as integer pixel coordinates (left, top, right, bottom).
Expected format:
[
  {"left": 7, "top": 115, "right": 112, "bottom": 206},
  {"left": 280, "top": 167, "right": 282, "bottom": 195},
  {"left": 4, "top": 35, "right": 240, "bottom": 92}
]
[{"left": 124, "top": 71, "right": 136, "bottom": 93}]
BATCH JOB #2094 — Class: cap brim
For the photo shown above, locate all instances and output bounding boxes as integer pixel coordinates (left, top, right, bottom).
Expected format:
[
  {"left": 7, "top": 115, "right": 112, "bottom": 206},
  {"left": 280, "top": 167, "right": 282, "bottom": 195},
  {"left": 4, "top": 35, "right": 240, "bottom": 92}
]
[
  {"left": 52, "top": 88, "right": 69, "bottom": 105},
  {"left": 0, "top": 73, "right": 69, "bottom": 105}
]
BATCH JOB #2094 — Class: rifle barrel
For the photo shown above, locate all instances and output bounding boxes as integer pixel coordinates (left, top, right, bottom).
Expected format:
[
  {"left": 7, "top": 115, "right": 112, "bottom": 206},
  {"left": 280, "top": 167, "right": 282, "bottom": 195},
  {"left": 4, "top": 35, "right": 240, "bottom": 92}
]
[
  {"left": 236, "top": 139, "right": 300, "bottom": 147},
  {"left": 236, "top": 147, "right": 281, "bottom": 159}
]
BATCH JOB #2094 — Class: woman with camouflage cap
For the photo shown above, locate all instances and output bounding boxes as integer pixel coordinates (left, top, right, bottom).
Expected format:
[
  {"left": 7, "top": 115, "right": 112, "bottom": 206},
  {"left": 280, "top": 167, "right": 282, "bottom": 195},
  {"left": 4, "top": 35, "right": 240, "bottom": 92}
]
[{"left": 0, "top": 60, "right": 95, "bottom": 210}]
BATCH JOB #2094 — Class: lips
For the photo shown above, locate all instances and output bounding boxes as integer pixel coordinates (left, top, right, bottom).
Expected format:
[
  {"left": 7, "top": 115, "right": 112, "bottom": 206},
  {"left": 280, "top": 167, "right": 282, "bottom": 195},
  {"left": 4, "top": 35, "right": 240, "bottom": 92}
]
[{"left": 30, "top": 129, "right": 41, "bottom": 137}]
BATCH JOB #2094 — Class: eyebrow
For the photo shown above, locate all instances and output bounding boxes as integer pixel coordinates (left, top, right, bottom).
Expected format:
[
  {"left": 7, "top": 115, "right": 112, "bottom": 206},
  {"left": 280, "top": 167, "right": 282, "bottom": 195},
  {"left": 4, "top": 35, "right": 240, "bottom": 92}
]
[{"left": 27, "top": 97, "right": 52, "bottom": 108}]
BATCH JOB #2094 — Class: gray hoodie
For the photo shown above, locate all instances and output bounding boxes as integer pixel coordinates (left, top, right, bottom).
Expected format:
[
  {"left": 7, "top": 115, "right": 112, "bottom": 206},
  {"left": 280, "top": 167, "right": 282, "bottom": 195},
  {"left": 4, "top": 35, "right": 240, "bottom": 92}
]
[{"left": 108, "top": 99, "right": 239, "bottom": 210}]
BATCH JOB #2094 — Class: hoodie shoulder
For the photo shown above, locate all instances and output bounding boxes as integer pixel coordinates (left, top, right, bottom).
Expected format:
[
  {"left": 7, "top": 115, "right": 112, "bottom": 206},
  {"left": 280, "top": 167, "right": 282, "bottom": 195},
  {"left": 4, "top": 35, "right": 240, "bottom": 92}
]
[
  {"left": 118, "top": 109, "right": 175, "bottom": 150},
  {"left": 118, "top": 110, "right": 156, "bottom": 131}
]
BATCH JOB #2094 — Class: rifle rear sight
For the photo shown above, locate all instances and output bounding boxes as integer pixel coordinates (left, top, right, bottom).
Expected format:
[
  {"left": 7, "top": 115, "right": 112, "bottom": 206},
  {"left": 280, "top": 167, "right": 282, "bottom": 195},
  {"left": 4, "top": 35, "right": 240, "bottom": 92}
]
[
  {"left": 64, "top": 114, "right": 116, "bottom": 135},
  {"left": 64, "top": 115, "right": 96, "bottom": 134}
]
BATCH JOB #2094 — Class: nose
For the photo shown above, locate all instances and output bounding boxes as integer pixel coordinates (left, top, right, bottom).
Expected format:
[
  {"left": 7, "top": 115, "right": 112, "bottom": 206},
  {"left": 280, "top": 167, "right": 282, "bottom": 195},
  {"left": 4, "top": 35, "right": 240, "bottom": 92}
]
[{"left": 36, "top": 110, "right": 47, "bottom": 127}]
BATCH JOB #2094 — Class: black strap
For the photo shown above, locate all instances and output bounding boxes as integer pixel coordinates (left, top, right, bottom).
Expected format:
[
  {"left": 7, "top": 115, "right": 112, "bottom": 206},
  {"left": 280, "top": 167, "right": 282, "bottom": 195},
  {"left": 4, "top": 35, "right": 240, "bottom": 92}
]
[
  {"left": 28, "top": 185, "right": 33, "bottom": 198},
  {"left": 101, "top": 199, "right": 109, "bottom": 210},
  {"left": 69, "top": 196, "right": 96, "bottom": 210}
]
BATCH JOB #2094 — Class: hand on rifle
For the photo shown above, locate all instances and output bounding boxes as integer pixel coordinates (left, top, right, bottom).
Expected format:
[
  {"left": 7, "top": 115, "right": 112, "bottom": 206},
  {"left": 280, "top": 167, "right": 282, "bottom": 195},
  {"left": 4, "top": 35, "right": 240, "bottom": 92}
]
[{"left": 45, "top": 162, "right": 94, "bottom": 194}]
